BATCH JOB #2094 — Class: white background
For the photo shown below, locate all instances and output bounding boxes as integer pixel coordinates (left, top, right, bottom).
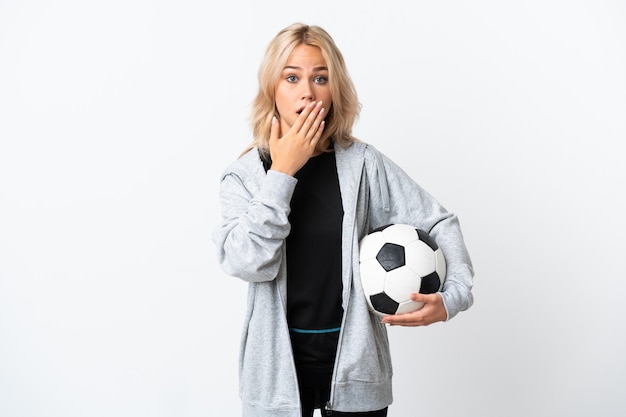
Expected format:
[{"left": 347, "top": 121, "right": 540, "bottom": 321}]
[{"left": 1, "top": 1, "right": 625, "bottom": 416}]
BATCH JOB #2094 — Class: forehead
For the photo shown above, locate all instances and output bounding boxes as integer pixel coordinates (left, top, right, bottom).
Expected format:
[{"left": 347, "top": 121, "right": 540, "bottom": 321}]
[{"left": 285, "top": 44, "right": 327, "bottom": 69}]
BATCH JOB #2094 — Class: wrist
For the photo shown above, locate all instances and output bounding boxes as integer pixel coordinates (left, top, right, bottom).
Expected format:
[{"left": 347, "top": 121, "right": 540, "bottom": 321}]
[{"left": 269, "top": 164, "right": 297, "bottom": 177}]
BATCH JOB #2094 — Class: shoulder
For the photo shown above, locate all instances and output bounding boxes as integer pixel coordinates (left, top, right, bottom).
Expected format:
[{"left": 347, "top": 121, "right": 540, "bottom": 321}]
[
  {"left": 219, "top": 147, "right": 265, "bottom": 182},
  {"left": 344, "top": 140, "right": 396, "bottom": 173},
  {"left": 334, "top": 139, "right": 382, "bottom": 163},
  {"left": 333, "top": 139, "right": 404, "bottom": 177}
]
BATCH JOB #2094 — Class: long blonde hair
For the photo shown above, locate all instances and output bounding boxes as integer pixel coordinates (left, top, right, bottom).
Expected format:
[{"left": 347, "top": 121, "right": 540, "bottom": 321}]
[{"left": 243, "top": 23, "right": 361, "bottom": 159}]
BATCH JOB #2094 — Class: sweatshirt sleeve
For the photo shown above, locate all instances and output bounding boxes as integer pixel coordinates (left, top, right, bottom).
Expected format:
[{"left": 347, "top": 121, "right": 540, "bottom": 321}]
[
  {"left": 212, "top": 168, "right": 297, "bottom": 282},
  {"left": 365, "top": 148, "right": 475, "bottom": 320}
]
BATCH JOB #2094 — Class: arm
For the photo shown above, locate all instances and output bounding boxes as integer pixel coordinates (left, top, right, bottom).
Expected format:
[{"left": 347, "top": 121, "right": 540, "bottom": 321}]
[
  {"left": 365, "top": 149, "right": 475, "bottom": 325},
  {"left": 212, "top": 102, "right": 326, "bottom": 282},
  {"left": 212, "top": 167, "right": 296, "bottom": 282}
]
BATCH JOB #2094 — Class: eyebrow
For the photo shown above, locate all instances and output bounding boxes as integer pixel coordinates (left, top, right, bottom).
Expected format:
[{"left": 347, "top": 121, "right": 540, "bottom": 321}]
[{"left": 282, "top": 65, "right": 328, "bottom": 72}]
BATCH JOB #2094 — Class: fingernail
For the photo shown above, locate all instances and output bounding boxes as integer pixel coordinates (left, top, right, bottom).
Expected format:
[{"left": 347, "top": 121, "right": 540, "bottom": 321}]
[{"left": 272, "top": 116, "right": 277, "bottom": 125}]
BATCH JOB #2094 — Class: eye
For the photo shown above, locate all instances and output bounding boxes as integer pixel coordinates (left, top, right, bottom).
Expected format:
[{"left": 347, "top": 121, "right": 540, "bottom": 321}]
[
  {"left": 314, "top": 75, "right": 328, "bottom": 84},
  {"left": 286, "top": 75, "right": 298, "bottom": 83}
]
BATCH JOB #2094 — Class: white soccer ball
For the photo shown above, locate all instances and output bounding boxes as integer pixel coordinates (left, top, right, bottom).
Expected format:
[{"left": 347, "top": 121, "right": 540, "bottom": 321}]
[{"left": 359, "top": 223, "right": 447, "bottom": 317}]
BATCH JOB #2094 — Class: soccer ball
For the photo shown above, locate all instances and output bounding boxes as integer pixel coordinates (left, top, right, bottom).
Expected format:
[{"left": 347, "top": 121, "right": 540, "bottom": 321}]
[{"left": 358, "top": 223, "right": 446, "bottom": 317}]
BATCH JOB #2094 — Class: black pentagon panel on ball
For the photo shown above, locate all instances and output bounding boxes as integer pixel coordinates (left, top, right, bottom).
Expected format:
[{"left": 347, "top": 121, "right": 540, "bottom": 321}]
[
  {"left": 370, "top": 224, "right": 393, "bottom": 234},
  {"left": 376, "top": 243, "right": 405, "bottom": 272},
  {"left": 419, "top": 271, "right": 441, "bottom": 294},
  {"left": 417, "top": 229, "right": 439, "bottom": 251},
  {"left": 370, "top": 293, "right": 399, "bottom": 315}
]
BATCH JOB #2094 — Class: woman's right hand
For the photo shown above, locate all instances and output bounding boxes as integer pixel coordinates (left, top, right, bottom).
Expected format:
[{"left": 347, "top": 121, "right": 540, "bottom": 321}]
[{"left": 269, "top": 100, "right": 326, "bottom": 176}]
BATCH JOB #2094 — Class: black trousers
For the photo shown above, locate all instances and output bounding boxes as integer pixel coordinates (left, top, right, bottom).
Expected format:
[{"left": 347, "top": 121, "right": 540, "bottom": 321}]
[{"left": 298, "top": 385, "right": 388, "bottom": 417}]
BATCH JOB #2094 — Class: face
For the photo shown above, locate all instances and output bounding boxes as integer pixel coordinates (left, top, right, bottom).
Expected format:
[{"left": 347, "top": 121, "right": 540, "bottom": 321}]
[{"left": 274, "top": 44, "right": 332, "bottom": 134}]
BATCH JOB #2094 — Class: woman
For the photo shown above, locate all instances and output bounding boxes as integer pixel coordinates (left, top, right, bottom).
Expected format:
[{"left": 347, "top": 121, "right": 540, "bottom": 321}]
[{"left": 212, "top": 23, "right": 474, "bottom": 417}]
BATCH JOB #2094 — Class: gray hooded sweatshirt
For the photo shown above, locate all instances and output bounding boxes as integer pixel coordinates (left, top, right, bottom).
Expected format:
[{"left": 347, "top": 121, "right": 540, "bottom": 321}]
[{"left": 212, "top": 141, "right": 474, "bottom": 416}]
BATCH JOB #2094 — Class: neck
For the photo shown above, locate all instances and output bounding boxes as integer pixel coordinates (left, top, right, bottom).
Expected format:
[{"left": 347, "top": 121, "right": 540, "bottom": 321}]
[{"left": 313, "top": 138, "right": 332, "bottom": 156}]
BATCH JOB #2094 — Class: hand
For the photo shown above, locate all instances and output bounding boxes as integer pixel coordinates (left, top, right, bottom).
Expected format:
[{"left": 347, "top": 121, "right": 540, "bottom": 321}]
[
  {"left": 381, "top": 293, "right": 448, "bottom": 327},
  {"left": 269, "top": 101, "right": 326, "bottom": 176}
]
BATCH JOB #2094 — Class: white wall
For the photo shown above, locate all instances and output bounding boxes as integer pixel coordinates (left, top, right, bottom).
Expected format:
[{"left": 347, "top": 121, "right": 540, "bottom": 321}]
[{"left": 1, "top": 1, "right": 624, "bottom": 416}]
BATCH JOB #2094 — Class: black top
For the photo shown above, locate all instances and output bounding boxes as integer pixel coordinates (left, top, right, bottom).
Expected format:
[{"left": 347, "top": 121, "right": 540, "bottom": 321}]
[{"left": 284, "top": 150, "right": 344, "bottom": 387}]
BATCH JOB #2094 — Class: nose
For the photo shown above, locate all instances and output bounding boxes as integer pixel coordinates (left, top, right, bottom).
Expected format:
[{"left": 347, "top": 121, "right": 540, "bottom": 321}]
[{"left": 300, "top": 82, "right": 315, "bottom": 102}]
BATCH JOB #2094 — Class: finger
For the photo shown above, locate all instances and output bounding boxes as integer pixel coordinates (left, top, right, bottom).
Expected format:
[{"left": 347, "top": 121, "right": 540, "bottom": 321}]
[
  {"left": 299, "top": 101, "right": 323, "bottom": 135},
  {"left": 383, "top": 308, "right": 431, "bottom": 327},
  {"left": 309, "top": 120, "right": 325, "bottom": 148},
  {"left": 289, "top": 100, "right": 318, "bottom": 132},
  {"left": 298, "top": 108, "right": 324, "bottom": 145},
  {"left": 270, "top": 116, "right": 280, "bottom": 141},
  {"left": 305, "top": 107, "right": 325, "bottom": 141},
  {"left": 410, "top": 292, "right": 439, "bottom": 304},
  {"left": 382, "top": 313, "right": 420, "bottom": 327},
  {"left": 382, "top": 293, "right": 446, "bottom": 326},
  {"left": 268, "top": 116, "right": 280, "bottom": 153},
  {"left": 410, "top": 293, "right": 427, "bottom": 303}
]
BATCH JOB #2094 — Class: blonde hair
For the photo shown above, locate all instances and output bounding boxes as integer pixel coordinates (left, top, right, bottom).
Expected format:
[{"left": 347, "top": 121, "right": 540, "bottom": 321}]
[{"left": 243, "top": 23, "right": 361, "bottom": 158}]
